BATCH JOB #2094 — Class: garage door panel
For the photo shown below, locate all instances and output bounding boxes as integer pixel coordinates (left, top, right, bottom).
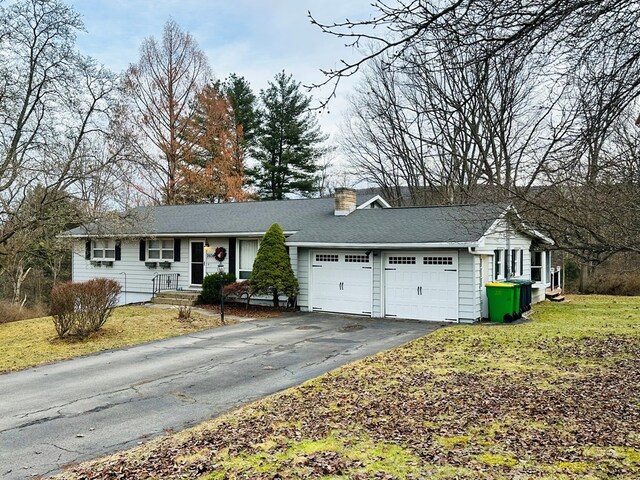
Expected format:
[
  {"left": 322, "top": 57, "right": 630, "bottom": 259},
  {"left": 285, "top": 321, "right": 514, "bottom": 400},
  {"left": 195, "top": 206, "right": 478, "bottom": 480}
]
[
  {"left": 311, "top": 251, "right": 372, "bottom": 315},
  {"left": 384, "top": 251, "right": 459, "bottom": 321}
]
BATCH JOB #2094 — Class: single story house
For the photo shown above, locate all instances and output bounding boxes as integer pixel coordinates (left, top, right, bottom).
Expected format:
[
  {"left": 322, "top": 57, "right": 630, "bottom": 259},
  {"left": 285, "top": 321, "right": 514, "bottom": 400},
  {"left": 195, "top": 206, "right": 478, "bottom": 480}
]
[{"left": 64, "top": 188, "right": 554, "bottom": 323}]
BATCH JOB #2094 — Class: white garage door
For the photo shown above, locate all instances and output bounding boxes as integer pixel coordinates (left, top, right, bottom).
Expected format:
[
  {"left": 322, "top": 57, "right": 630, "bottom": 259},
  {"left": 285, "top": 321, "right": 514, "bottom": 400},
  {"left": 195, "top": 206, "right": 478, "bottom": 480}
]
[
  {"left": 384, "top": 251, "right": 459, "bottom": 321},
  {"left": 311, "top": 251, "right": 372, "bottom": 315}
]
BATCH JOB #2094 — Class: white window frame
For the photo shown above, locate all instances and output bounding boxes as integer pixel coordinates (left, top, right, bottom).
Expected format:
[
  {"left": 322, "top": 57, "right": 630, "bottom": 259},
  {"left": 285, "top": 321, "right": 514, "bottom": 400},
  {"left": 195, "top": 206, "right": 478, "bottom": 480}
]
[
  {"left": 511, "top": 249, "right": 518, "bottom": 277},
  {"left": 148, "top": 239, "right": 175, "bottom": 262},
  {"left": 494, "top": 250, "right": 504, "bottom": 280},
  {"left": 531, "top": 250, "right": 545, "bottom": 284},
  {"left": 93, "top": 239, "right": 116, "bottom": 261},
  {"left": 237, "top": 238, "right": 260, "bottom": 280}
]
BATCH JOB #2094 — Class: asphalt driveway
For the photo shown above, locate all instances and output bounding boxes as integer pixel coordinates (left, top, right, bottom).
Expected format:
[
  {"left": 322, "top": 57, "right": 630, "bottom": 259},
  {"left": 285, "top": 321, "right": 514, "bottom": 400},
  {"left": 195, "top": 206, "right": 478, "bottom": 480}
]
[{"left": 0, "top": 313, "right": 441, "bottom": 479}]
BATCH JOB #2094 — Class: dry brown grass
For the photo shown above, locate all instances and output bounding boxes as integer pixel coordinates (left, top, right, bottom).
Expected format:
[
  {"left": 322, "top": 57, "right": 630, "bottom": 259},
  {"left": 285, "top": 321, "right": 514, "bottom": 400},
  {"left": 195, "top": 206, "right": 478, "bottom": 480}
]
[
  {"left": 0, "top": 306, "right": 230, "bottom": 373},
  {"left": 0, "top": 301, "right": 48, "bottom": 324}
]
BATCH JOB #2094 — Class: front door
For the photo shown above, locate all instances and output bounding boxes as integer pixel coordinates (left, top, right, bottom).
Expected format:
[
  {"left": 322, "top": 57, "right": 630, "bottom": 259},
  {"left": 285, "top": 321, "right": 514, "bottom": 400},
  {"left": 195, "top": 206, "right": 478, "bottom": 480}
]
[{"left": 191, "top": 241, "right": 205, "bottom": 285}]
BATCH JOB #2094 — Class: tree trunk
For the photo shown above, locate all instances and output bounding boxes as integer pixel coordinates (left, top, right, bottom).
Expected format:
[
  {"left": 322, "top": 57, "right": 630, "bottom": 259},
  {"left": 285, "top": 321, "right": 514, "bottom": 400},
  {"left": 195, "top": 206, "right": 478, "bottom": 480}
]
[
  {"left": 12, "top": 265, "right": 32, "bottom": 305},
  {"left": 272, "top": 290, "right": 279, "bottom": 308}
]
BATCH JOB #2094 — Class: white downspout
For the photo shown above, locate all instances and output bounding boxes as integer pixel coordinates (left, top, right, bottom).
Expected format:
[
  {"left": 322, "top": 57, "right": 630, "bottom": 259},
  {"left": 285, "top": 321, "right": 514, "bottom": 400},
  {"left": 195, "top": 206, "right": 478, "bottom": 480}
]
[{"left": 468, "top": 246, "right": 484, "bottom": 323}]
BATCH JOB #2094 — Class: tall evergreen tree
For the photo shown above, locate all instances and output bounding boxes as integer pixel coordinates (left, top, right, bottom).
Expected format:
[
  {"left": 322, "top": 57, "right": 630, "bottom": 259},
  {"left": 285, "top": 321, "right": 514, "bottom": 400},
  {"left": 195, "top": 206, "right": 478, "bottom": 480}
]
[
  {"left": 222, "top": 74, "right": 259, "bottom": 148},
  {"left": 249, "top": 71, "right": 326, "bottom": 199}
]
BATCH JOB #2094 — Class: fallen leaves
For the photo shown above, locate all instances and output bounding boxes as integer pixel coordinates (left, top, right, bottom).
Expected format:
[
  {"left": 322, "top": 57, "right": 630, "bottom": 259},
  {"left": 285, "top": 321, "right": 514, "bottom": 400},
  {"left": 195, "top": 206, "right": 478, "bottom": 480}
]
[{"left": 56, "top": 296, "right": 640, "bottom": 479}]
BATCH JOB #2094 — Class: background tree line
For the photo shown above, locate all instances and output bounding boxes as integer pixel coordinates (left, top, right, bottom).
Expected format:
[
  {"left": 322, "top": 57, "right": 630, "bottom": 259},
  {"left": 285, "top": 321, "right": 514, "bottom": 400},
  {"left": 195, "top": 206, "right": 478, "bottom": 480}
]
[
  {"left": 0, "top": 0, "right": 327, "bottom": 310},
  {"left": 312, "top": 0, "right": 640, "bottom": 291}
]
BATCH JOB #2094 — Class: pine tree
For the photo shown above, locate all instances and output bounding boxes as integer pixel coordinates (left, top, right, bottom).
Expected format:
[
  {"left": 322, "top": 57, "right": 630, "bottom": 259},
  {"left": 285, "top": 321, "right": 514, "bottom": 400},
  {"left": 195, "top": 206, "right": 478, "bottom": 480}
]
[
  {"left": 249, "top": 71, "right": 326, "bottom": 199},
  {"left": 251, "top": 223, "right": 299, "bottom": 307},
  {"left": 222, "top": 74, "right": 259, "bottom": 149}
]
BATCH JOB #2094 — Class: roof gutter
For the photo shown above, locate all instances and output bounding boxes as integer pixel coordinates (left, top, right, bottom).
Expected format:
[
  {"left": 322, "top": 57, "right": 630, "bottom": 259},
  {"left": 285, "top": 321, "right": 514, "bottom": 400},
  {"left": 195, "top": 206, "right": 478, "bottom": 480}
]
[
  {"left": 285, "top": 241, "right": 478, "bottom": 249},
  {"left": 61, "top": 231, "right": 298, "bottom": 239}
]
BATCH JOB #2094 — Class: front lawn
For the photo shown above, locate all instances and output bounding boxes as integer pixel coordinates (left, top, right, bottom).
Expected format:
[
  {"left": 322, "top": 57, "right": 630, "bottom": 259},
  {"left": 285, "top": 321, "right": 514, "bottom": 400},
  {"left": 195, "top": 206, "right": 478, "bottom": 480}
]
[
  {"left": 57, "top": 296, "right": 640, "bottom": 479},
  {"left": 0, "top": 306, "right": 227, "bottom": 374}
]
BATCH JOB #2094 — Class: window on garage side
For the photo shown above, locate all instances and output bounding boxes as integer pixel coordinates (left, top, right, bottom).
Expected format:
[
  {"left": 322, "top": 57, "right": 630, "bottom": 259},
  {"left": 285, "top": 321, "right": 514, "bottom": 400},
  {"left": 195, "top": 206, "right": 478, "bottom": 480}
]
[
  {"left": 520, "top": 250, "right": 524, "bottom": 277},
  {"left": 494, "top": 250, "right": 503, "bottom": 280},
  {"left": 238, "top": 239, "right": 260, "bottom": 279},
  {"left": 531, "top": 251, "right": 543, "bottom": 282},
  {"left": 511, "top": 249, "right": 518, "bottom": 277},
  {"left": 93, "top": 239, "right": 116, "bottom": 260},
  {"left": 148, "top": 239, "right": 174, "bottom": 261}
]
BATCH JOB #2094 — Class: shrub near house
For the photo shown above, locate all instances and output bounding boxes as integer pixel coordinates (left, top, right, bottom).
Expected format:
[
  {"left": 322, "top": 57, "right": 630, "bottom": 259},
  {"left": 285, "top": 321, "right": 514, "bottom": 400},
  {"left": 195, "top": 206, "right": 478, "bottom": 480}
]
[
  {"left": 201, "top": 272, "right": 236, "bottom": 305},
  {"left": 251, "top": 223, "right": 299, "bottom": 307},
  {"left": 50, "top": 278, "right": 121, "bottom": 339}
]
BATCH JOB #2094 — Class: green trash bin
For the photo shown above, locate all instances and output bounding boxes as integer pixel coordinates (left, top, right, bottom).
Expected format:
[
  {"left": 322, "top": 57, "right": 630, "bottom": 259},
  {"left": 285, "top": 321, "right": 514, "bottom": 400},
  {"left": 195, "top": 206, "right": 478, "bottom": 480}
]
[
  {"left": 509, "top": 281, "right": 522, "bottom": 319},
  {"left": 486, "top": 282, "right": 518, "bottom": 323},
  {"left": 507, "top": 278, "right": 533, "bottom": 312}
]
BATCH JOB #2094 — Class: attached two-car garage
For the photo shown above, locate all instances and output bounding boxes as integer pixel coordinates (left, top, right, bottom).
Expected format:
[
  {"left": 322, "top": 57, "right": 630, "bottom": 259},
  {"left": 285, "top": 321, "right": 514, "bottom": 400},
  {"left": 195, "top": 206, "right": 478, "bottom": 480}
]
[{"left": 310, "top": 250, "right": 459, "bottom": 322}]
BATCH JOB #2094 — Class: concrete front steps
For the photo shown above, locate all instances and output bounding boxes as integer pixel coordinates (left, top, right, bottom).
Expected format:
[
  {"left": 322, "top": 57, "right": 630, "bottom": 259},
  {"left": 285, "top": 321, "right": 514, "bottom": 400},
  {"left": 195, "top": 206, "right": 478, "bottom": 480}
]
[
  {"left": 546, "top": 288, "right": 566, "bottom": 302},
  {"left": 152, "top": 290, "right": 200, "bottom": 306}
]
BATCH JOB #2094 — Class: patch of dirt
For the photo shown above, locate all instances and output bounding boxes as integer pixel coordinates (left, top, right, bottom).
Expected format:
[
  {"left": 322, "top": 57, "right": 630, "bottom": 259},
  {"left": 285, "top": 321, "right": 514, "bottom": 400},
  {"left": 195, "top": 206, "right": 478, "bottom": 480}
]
[{"left": 200, "top": 303, "right": 296, "bottom": 319}]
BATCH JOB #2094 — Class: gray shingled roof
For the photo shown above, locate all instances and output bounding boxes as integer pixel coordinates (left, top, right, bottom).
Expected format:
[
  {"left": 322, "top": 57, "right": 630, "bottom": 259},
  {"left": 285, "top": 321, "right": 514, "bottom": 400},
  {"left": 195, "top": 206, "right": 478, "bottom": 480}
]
[
  {"left": 65, "top": 196, "right": 376, "bottom": 237},
  {"left": 285, "top": 204, "right": 507, "bottom": 245},
  {"left": 65, "top": 197, "right": 507, "bottom": 245}
]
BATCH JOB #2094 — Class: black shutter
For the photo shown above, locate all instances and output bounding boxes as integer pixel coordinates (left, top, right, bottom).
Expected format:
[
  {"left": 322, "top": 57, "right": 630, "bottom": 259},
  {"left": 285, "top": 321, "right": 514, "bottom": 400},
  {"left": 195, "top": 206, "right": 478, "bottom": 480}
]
[
  {"left": 174, "top": 238, "right": 181, "bottom": 262},
  {"left": 139, "top": 240, "right": 146, "bottom": 261},
  {"left": 85, "top": 240, "right": 92, "bottom": 260},
  {"left": 115, "top": 240, "right": 122, "bottom": 261},
  {"left": 228, "top": 237, "right": 236, "bottom": 278}
]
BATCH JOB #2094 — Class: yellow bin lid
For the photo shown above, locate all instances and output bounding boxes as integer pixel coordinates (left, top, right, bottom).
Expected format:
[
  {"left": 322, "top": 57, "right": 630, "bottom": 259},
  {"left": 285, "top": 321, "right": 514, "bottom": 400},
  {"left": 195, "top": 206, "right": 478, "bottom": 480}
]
[{"left": 486, "top": 282, "right": 516, "bottom": 288}]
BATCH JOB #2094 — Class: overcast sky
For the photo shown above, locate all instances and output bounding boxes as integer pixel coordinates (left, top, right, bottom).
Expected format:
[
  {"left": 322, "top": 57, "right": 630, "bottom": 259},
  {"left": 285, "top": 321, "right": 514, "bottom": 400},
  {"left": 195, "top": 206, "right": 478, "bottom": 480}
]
[{"left": 67, "top": 0, "right": 374, "bottom": 143}]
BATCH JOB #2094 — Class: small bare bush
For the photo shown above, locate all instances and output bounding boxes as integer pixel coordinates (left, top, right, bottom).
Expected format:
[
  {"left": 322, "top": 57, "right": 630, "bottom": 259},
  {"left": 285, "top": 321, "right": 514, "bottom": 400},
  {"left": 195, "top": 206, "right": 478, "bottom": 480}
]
[
  {"left": 50, "top": 283, "right": 77, "bottom": 337},
  {"left": 50, "top": 279, "right": 121, "bottom": 339},
  {"left": 224, "top": 281, "right": 253, "bottom": 308},
  {"left": 178, "top": 304, "right": 191, "bottom": 321}
]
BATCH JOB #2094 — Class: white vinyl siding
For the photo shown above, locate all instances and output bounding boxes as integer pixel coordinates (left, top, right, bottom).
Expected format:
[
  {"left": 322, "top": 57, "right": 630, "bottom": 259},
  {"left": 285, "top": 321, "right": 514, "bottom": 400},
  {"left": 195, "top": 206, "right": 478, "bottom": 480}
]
[
  {"left": 73, "top": 238, "right": 231, "bottom": 305},
  {"left": 297, "top": 249, "right": 310, "bottom": 309},
  {"left": 73, "top": 239, "right": 189, "bottom": 303},
  {"left": 372, "top": 253, "right": 382, "bottom": 317},
  {"left": 458, "top": 250, "right": 477, "bottom": 322}
]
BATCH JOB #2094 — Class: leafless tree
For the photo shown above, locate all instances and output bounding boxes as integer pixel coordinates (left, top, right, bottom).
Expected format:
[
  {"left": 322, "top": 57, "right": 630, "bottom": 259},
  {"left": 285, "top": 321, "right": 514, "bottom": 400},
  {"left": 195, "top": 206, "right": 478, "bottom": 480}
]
[
  {"left": 309, "top": 0, "right": 640, "bottom": 108},
  {"left": 324, "top": 0, "right": 640, "bottom": 264},
  {"left": 0, "top": 0, "right": 120, "bottom": 248},
  {"left": 123, "top": 19, "right": 211, "bottom": 205},
  {"left": 342, "top": 36, "right": 562, "bottom": 205}
]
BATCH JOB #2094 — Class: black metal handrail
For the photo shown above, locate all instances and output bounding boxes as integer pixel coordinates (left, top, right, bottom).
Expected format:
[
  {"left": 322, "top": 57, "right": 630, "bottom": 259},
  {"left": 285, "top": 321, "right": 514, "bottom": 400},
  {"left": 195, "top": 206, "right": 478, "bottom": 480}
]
[{"left": 152, "top": 273, "right": 180, "bottom": 298}]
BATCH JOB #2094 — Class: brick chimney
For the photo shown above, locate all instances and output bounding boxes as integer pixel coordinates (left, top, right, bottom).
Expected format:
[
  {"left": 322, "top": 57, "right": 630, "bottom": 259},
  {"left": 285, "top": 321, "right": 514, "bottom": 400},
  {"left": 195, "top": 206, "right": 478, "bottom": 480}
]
[{"left": 334, "top": 187, "right": 357, "bottom": 216}]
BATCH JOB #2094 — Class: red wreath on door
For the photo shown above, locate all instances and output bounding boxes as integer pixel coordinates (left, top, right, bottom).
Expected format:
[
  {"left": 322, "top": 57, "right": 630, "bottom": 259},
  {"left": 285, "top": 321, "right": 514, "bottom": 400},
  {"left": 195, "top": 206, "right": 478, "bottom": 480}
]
[{"left": 214, "top": 246, "right": 227, "bottom": 262}]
